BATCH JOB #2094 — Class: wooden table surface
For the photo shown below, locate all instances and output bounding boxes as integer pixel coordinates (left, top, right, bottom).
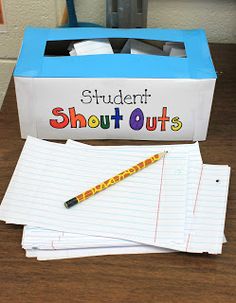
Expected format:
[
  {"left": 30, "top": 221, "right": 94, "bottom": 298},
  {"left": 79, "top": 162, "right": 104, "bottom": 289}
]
[{"left": 0, "top": 44, "right": 235, "bottom": 303}]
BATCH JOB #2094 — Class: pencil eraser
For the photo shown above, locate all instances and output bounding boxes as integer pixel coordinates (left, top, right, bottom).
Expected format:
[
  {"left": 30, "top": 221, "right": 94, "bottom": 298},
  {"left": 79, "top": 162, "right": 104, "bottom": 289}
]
[{"left": 64, "top": 198, "right": 78, "bottom": 209}]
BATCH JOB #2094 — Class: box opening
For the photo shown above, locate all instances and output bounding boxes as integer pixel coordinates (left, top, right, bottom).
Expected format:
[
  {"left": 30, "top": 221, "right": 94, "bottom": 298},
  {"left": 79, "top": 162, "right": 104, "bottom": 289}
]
[{"left": 44, "top": 38, "right": 186, "bottom": 57}]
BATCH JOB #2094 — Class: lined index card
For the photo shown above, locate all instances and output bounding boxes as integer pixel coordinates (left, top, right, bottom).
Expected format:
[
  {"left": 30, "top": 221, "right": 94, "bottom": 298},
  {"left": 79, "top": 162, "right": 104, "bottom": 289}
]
[{"left": 0, "top": 137, "right": 189, "bottom": 250}]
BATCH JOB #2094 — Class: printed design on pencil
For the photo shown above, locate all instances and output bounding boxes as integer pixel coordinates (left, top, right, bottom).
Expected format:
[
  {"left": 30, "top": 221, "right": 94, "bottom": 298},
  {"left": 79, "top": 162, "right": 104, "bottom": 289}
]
[{"left": 76, "top": 154, "right": 161, "bottom": 203}]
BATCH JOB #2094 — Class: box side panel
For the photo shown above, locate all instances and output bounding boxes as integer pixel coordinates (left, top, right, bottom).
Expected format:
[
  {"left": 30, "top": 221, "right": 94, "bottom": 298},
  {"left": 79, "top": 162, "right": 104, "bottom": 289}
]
[
  {"left": 14, "top": 77, "right": 37, "bottom": 138},
  {"left": 29, "top": 78, "right": 214, "bottom": 141},
  {"left": 193, "top": 79, "right": 216, "bottom": 141}
]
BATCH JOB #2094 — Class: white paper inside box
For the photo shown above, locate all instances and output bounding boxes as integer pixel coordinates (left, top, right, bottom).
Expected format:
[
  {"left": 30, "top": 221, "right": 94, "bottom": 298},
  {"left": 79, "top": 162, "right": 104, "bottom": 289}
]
[{"left": 13, "top": 27, "right": 217, "bottom": 141}]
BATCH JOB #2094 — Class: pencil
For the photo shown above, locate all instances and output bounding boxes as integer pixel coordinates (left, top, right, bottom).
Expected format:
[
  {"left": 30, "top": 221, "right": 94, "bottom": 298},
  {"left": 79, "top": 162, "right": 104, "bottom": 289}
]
[{"left": 64, "top": 151, "right": 167, "bottom": 209}]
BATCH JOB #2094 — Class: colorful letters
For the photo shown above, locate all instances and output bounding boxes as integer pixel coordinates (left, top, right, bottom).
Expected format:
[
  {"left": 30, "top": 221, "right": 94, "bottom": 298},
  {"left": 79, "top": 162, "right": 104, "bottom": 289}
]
[{"left": 50, "top": 107, "right": 183, "bottom": 132}]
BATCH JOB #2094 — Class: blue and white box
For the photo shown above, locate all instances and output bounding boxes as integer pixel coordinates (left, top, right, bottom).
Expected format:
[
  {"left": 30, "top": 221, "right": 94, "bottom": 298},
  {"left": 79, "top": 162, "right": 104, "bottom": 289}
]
[{"left": 14, "top": 27, "right": 216, "bottom": 140}]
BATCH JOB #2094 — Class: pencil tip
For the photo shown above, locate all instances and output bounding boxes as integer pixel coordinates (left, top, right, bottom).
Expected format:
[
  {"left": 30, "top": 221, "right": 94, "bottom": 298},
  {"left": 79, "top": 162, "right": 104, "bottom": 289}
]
[
  {"left": 161, "top": 151, "right": 168, "bottom": 157},
  {"left": 156, "top": 151, "right": 167, "bottom": 159}
]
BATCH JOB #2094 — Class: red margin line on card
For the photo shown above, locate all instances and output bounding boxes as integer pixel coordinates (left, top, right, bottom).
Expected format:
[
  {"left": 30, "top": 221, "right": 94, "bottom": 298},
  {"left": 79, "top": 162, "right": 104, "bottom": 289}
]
[
  {"left": 193, "top": 165, "right": 204, "bottom": 214},
  {"left": 51, "top": 241, "right": 56, "bottom": 250},
  {"left": 186, "top": 234, "right": 191, "bottom": 252},
  {"left": 154, "top": 153, "right": 166, "bottom": 243},
  {"left": 186, "top": 164, "right": 204, "bottom": 251}
]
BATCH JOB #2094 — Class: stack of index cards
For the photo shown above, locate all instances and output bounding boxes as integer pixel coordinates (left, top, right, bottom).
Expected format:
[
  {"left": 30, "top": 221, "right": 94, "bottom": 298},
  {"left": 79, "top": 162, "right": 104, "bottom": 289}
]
[
  {"left": 68, "top": 38, "right": 186, "bottom": 57},
  {"left": 0, "top": 137, "right": 230, "bottom": 261}
]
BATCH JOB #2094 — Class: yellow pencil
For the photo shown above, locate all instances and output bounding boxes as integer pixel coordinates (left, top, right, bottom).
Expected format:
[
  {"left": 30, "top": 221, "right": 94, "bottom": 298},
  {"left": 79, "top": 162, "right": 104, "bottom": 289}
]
[{"left": 64, "top": 151, "right": 167, "bottom": 208}]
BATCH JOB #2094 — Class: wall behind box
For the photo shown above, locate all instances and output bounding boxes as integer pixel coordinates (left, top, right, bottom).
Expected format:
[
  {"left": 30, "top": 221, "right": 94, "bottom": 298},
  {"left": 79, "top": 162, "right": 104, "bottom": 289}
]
[
  {"left": 73, "top": 0, "right": 236, "bottom": 44},
  {"left": 0, "top": 0, "right": 58, "bottom": 108}
]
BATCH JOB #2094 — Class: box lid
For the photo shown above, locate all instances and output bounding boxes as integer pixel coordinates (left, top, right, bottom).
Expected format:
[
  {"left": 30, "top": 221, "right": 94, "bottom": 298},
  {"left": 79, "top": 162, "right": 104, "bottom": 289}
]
[{"left": 14, "top": 27, "right": 216, "bottom": 79}]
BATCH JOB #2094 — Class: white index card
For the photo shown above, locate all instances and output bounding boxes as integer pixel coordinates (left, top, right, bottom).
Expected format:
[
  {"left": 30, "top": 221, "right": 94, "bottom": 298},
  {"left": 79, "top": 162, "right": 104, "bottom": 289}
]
[
  {"left": 131, "top": 39, "right": 167, "bottom": 56},
  {"left": 26, "top": 245, "right": 174, "bottom": 261},
  {"left": 69, "top": 48, "right": 77, "bottom": 56},
  {"left": 163, "top": 42, "right": 185, "bottom": 55},
  {"left": 121, "top": 39, "right": 167, "bottom": 56},
  {"left": 186, "top": 165, "right": 230, "bottom": 254},
  {"left": 73, "top": 38, "right": 113, "bottom": 55},
  {"left": 21, "top": 140, "right": 203, "bottom": 260},
  {"left": 0, "top": 137, "right": 188, "bottom": 250},
  {"left": 169, "top": 47, "right": 186, "bottom": 57},
  {"left": 167, "top": 164, "right": 230, "bottom": 254}
]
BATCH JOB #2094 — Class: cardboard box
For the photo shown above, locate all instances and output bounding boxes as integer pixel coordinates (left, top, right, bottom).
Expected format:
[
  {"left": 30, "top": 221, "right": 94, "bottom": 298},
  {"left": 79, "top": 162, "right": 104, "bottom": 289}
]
[{"left": 14, "top": 27, "right": 216, "bottom": 140}]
